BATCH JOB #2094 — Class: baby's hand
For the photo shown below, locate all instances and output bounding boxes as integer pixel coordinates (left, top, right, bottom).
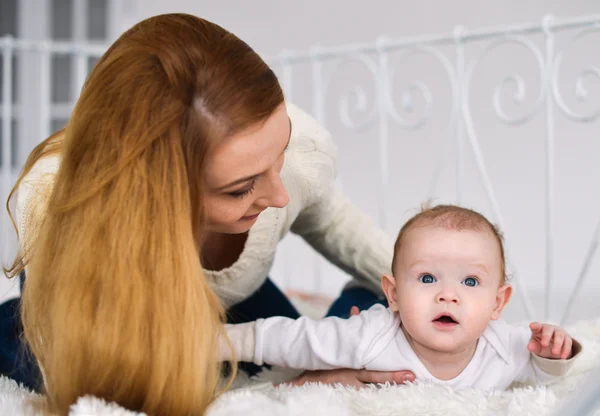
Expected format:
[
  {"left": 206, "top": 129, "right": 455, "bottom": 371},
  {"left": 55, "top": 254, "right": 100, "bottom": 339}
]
[{"left": 528, "top": 322, "right": 573, "bottom": 360}]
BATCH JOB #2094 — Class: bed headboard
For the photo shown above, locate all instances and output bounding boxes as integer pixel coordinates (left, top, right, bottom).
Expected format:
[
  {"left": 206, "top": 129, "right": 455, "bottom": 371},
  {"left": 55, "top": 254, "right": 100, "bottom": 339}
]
[
  {"left": 266, "top": 14, "right": 600, "bottom": 324},
  {"left": 1, "top": 14, "right": 599, "bottom": 324}
]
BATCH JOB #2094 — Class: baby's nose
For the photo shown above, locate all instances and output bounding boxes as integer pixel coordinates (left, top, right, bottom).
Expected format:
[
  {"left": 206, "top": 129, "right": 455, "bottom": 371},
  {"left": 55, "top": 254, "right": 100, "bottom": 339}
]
[{"left": 435, "top": 291, "right": 460, "bottom": 304}]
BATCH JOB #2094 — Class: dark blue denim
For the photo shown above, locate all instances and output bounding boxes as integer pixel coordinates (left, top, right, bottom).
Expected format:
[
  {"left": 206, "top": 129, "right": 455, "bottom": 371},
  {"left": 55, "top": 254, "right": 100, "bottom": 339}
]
[
  {"left": 0, "top": 272, "right": 42, "bottom": 391},
  {"left": 325, "top": 286, "right": 388, "bottom": 318}
]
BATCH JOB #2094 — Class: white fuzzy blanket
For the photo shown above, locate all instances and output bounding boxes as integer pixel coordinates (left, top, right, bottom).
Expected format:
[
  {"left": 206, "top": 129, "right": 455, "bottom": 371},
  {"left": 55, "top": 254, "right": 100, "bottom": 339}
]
[{"left": 1, "top": 318, "right": 599, "bottom": 416}]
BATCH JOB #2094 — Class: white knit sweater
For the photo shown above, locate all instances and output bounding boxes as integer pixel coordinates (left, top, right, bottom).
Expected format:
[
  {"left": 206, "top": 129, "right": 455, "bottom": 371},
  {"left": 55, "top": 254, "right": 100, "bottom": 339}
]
[{"left": 16, "top": 103, "right": 393, "bottom": 308}]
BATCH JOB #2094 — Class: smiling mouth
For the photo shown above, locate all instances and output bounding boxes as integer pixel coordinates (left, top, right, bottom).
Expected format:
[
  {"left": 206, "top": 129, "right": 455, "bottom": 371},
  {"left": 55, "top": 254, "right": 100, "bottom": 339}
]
[{"left": 433, "top": 315, "right": 458, "bottom": 324}]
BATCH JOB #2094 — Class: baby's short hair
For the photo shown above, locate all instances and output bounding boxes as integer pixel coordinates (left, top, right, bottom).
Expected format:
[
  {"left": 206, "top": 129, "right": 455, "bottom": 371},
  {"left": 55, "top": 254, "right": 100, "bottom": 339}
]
[{"left": 392, "top": 204, "right": 507, "bottom": 284}]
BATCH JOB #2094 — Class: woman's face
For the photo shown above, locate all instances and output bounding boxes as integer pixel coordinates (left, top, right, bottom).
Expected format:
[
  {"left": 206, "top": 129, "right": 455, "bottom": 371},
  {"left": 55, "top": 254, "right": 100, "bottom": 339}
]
[{"left": 203, "top": 104, "right": 291, "bottom": 234}]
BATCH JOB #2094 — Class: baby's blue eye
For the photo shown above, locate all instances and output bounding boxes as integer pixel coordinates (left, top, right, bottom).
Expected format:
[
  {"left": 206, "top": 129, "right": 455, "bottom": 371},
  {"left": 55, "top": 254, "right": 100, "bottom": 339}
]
[
  {"left": 419, "top": 274, "right": 436, "bottom": 284},
  {"left": 462, "top": 277, "right": 479, "bottom": 287}
]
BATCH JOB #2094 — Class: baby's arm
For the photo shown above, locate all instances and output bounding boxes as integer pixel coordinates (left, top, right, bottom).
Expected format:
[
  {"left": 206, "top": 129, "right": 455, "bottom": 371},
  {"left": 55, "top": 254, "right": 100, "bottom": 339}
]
[
  {"left": 220, "top": 305, "right": 397, "bottom": 371},
  {"left": 514, "top": 322, "right": 583, "bottom": 384}
]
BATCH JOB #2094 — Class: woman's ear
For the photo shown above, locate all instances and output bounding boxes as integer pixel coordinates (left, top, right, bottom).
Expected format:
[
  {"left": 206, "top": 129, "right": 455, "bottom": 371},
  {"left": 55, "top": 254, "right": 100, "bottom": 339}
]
[
  {"left": 381, "top": 274, "right": 399, "bottom": 312},
  {"left": 491, "top": 284, "right": 512, "bottom": 320}
]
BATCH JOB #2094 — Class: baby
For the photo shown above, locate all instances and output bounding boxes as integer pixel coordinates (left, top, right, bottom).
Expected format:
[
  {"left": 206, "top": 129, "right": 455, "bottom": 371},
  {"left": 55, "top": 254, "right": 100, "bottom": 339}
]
[{"left": 225, "top": 204, "right": 582, "bottom": 389}]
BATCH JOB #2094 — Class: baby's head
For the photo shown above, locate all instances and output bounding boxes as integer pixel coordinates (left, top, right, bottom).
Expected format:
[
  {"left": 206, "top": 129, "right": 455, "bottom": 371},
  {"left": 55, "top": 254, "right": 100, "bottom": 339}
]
[{"left": 381, "top": 204, "right": 512, "bottom": 353}]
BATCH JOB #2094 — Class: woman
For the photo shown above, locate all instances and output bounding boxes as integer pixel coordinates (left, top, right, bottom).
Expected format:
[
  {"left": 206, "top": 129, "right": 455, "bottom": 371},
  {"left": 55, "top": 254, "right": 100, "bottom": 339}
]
[{"left": 2, "top": 13, "right": 413, "bottom": 416}]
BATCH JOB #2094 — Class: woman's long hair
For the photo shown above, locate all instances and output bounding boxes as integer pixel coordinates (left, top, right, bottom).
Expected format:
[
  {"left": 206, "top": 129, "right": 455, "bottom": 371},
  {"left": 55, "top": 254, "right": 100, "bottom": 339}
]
[{"left": 4, "top": 13, "right": 283, "bottom": 416}]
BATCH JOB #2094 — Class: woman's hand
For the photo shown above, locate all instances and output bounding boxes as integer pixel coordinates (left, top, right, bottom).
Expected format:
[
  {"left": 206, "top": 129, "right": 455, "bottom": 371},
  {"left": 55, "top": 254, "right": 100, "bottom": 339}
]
[{"left": 284, "top": 368, "right": 415, "bottom": 388}]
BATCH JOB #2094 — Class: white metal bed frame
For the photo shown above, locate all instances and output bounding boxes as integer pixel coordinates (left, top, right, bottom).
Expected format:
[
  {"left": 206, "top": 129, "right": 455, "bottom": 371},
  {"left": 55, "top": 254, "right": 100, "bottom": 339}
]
[{"left": 1, "top": 14, "right": 600, "bottom": 327}]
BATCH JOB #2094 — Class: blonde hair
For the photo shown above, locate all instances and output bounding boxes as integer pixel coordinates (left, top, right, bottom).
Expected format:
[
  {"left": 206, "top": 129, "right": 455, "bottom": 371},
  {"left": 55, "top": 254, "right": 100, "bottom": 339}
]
[
  {"left": 392, "top": 204, "right": 507, "bottom": 283},
  {"left": 4, "top": 13, "right": 283, "bottom": 416}
]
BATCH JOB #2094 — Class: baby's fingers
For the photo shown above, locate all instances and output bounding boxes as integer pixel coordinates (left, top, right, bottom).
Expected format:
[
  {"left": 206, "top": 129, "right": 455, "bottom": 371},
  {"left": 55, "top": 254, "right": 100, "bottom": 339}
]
[
  {"left": 540, "top": 325, "right": 555, "bottom": 347},
  {"left": 551, "top": 331, "right": 565, "bottom": 356},
  {"left": 529, "top": 322, "right": 543, "bottom": 332},
  {"left": 527, "top": 339, "right": 542, "bottom": 355},
  {"left": 561, "top": 336, "right": 573, "bottom": 359}
]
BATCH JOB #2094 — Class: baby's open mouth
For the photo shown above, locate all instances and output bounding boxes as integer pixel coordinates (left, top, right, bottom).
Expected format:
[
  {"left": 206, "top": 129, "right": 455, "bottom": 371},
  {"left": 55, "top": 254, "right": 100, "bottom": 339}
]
[{"left": 433, "top": 315, "right": 458, "bottom": 324}]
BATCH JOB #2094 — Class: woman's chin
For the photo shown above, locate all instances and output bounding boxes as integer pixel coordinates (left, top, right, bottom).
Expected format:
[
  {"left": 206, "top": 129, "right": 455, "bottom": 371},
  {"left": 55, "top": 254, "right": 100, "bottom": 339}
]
[{"left": 208, "top": 221, "right": 254, "bottom": 234}]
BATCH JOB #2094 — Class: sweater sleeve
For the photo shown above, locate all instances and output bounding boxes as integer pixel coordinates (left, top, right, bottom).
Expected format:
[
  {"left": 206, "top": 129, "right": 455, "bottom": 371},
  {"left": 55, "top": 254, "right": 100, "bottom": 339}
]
[
  {"left": 15, "top": 155, "right": 61, "bottom": 258},
  {"left": 286, "top": 103, "right": 393, "bottom": 292},
  {"left": 222, "top": 305, "right": 397, "bottom": 370}
]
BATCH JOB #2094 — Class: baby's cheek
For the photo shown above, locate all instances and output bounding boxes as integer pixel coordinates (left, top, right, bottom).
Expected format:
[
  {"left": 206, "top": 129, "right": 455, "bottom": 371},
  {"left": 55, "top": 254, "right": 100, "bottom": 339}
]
[
  {"left": 397, "top": 293, "right": 415, "bottom": 311},
  {"left": 398, "top": 298, "right": 423, "bottom": 324},
  {"left": 467, "top": 292, "right": 499, "bottom": 320}
]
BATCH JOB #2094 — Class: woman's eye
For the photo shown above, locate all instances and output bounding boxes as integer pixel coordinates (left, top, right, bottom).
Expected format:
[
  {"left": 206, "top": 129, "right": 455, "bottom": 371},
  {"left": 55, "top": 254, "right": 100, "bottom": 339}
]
[
  {"left": 228, "top": 181, "right": 256, "bottom": 199},
  {"left": 419, "top": 274, "right": 436, "bottom": 284},
  {"left": 462, "top": 277, "right": 479, "bottom": 287}
]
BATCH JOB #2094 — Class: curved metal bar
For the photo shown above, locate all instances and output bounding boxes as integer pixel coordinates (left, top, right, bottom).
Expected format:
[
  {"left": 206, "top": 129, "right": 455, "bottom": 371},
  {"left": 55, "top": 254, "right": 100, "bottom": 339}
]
[
  {"left": 317, "top": 52, "right": 380, "bottom": 133},
  {"left": 464, "top": 35, "right": 546, "bottom": 125},
  {"left": 381, "top": 45, "right": 457, "bottom": 131},
  {"left": 552, "top": 24, "right": 600, "bottom": 122}
]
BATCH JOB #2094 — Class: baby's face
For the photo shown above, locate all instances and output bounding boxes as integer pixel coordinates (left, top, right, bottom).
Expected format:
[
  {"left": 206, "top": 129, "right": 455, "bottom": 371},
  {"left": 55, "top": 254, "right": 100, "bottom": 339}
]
[{"left": 387, "top": 225, "right": 511, "bottom": 354}]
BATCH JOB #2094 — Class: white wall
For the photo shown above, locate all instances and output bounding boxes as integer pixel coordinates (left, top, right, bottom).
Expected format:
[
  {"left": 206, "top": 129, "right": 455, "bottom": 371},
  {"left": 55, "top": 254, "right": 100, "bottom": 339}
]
[{"left": 123, "top": 0, "right": 598, "bottom": 56}]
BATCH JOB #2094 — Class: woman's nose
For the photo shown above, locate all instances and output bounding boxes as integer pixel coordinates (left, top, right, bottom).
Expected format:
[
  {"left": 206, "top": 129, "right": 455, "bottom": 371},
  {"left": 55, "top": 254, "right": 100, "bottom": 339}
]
[{"left": 255, "top": 169, "right": 289, "bottom": 209}]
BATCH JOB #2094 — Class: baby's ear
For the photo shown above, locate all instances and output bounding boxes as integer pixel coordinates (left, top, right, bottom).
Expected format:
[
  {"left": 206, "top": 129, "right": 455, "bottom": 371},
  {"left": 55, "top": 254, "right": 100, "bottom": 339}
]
[
  {"left": 381, "top": 274, "right": 399, "bottom": 312},
  {"left": 491, "top": 284, "right": 512, "bottom": 320}
]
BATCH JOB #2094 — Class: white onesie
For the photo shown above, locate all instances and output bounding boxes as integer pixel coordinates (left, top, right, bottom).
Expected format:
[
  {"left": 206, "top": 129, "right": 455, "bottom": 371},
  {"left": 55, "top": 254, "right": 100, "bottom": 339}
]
[{"left": 225, "top": 304, "right": 581, "bottom": 390}]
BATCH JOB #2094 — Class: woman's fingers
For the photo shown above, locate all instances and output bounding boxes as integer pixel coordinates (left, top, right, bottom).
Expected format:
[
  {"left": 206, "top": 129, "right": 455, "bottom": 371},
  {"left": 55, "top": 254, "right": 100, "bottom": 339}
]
[
  {"left": 356, "top": 369, "right": 415, "bottom": 384},
  {"left": 284, "top": 368, "right": 415, "bottom": 388}
]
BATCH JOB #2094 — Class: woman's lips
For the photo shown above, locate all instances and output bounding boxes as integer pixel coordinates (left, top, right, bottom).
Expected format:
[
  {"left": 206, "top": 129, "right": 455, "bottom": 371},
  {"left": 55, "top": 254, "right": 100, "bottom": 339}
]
[{"left": 241, "top": 212, "right": 261, "bottom": 221}]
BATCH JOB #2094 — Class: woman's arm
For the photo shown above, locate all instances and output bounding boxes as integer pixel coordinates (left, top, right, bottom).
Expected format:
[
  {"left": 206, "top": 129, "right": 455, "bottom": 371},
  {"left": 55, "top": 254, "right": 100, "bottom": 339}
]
[
  {"left": 291, "top": 185, "right": 393, "bottom": 292},
  {"left": 285, "top": 367, "right": 415, "bottom": 388},
  {"left": 286, "top": 103, "right": 393, "bottom": 292}
]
